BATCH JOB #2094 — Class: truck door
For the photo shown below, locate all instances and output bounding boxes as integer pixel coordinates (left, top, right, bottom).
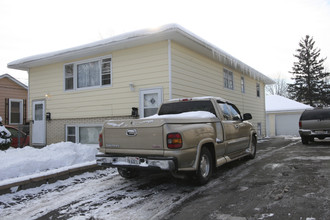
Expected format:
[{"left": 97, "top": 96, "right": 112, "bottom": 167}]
[{"left": 219, "top": 103, "right": 250, "bottom": 155}]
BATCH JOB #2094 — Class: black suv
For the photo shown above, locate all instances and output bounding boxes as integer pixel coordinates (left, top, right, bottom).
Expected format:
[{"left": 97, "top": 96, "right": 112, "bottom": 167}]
[{"left": 299, "top": 108, "right": 330, "bottom": 144}]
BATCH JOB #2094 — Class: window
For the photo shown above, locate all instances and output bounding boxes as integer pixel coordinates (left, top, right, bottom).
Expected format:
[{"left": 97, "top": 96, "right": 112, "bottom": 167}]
[
  {"left": 224, "top": 68, "right": 234, "bottom": 90},
  {"left": 228, "top": 104, "right": 242, "bottom": 121},
  {"left": 66, "top": 125, "right": 102, "bottom": 144},
  {"left": 140, "top": 88, "right": 163, "bottom": 118},
  {"left": 9, "top": 99, "right": 23, "bottom": 124},
  {"left": 218, "top": 102, "right": 241, "bottom": 121},
  {"left": 257, "top": 123, "right": 262, "bottom": 136},
  {"left": 256, "top": 83, "right": 260, "bottom": 97},
  {"left": 67, "top": 126, "right": 76, "bottom": 143},
  {"left": 64, "top": 56, "right": 112, "bottom": 91},
  {"left": 218, "top": 103, "right": 231, "bottom": 120},
  {"left": 241, "top": 77, "right": 245, "bottom": 93}
]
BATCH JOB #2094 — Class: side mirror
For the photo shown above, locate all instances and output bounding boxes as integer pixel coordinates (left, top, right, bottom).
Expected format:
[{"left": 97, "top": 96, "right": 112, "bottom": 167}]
[{"left": 243, "top": 113, "right": 252, "bottom": 121}]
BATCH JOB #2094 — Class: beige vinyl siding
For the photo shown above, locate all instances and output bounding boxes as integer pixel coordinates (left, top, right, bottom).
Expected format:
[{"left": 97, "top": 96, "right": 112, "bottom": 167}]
[
  {"left": 28, "top": 41, "right": 169, "bottom": 120},
  {"left": 171, "top": 42, "right": 266, "bottom": 136}
]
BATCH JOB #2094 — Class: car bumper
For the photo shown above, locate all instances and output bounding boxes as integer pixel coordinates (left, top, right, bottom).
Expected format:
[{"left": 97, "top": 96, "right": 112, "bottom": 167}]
[
  {"left": 299, "top": 129, "right": 330, "bottom": 137},
  {"left": 96, "top": 154, "right": 176, "bottom": 171}
]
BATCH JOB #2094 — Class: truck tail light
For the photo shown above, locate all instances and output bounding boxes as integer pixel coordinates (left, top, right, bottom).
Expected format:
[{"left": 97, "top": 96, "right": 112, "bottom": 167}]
[
  {"left": 299, "top": 121, "right": 302, "bottom": 129},
  {"left": 167, "top": 133, "right": 182, "bottom": 149},
  {"left": 99, "top": 133, "right": 103, "bottom": 147}
]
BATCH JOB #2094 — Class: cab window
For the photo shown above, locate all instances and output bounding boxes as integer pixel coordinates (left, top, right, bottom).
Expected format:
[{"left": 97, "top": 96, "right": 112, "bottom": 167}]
[
  {"left": 218, "top": 103, "right": 232, "bottom": 120},
  {"left": 228, "top": 104, "right": 242, "bottom": 121}
]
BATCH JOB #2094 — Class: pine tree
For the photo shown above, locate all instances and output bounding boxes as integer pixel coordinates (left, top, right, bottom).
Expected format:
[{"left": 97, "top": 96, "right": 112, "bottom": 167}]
[{"left": 287, "top": 35, "right": 330, "bottom": 106}]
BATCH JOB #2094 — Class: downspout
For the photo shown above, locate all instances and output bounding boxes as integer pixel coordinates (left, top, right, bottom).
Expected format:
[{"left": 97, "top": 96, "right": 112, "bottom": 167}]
[
  {"left": 168, "top": 39, "right": 172, "bottom": 100},
  {"left": 27, "top": 68, "right": 31, "bottom": 146}
]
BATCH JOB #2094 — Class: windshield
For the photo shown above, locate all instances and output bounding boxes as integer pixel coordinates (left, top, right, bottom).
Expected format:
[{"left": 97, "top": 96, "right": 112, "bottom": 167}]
[{"left": 158, "top": 100, "right": 216, "bottom": 116}]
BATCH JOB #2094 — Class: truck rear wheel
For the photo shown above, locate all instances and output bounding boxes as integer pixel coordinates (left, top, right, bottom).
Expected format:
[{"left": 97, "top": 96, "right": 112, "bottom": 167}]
[
  {"left": 117, "top": 167, "right": 139, "bottom": 179},
  {"left": 195, "top": 147, "right": 213, "bottom": 185},
  {"left": 301, "top": 136, "right": 309, "bottom": 145}
]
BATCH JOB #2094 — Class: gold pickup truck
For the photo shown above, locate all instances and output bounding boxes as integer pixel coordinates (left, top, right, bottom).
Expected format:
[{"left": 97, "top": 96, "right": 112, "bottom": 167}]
[{"left": 97, "top": 97, "right": 257, "bottom": 185}]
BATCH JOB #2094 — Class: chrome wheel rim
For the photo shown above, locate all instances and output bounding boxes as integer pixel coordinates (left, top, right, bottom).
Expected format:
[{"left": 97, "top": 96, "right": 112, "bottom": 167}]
[{"left": 200, "top": 154, "right": 210, "bottom": 178}]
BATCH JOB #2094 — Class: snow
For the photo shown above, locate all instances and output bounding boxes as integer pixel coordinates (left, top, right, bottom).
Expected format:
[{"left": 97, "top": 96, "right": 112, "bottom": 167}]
[
  {"left": 147, "top": 111, "right": 216, "bottom": 119},
  {"left": 0, "top": 142, "right": 98, "bottom": 186},
  {"left": 8, "top": 24, "right": 274, "bottom": 84},
  {"left": 0, "top": 125, "right": 11, "bottom": 144},
  {"left": 266, "top": 95, "right": 313, "bottom": 112}
]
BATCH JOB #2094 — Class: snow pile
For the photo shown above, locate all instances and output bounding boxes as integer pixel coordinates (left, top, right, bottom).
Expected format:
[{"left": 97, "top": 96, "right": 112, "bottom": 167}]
[
  {"left": 0, "top": 125, "right": 11, "bottom": 144},
  {"left": 0, "top": 138, "right": 11, "bottom": 144},
  {"left": 0, "top": 142, "right": 98, "bottom": 183},
  {"left": 147, "top": 111, "right": 216, "bottom": 119},
  {"left": 266, "top": 95, "right": 313, "bottom": 112}
]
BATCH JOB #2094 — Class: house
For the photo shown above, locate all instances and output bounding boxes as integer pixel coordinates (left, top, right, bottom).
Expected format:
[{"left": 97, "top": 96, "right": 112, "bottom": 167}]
[
  {"left": 266, "top": 95, "right": 313, "bottom": 136},
  {"left": 8, "top": 24, "right": 274, "bottom": 146},
  {"left": 0, "top": 74, "right": 28, "bottom": 126}
]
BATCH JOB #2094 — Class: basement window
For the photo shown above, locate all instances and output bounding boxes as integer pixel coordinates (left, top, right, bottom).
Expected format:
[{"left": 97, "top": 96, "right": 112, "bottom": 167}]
[{"left": 66, "top": 125, "right": 102, "bottom": 144}]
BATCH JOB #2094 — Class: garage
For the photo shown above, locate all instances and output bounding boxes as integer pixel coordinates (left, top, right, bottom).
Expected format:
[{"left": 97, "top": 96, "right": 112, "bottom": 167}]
[
  {"left": 275, "top": 113, "right": 301, "bottom": 136},
  {"left": 266, "top": 95, "right": 313, "bottom": 137}
]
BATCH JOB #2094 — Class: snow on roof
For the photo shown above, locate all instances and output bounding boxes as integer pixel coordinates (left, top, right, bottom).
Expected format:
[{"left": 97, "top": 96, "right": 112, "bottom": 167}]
[
  {"left": 8, "top": 24, "right": 274, "bottom": 84},
  {"left": 266, "top": 95, "right": 313, "bottom": 112}
]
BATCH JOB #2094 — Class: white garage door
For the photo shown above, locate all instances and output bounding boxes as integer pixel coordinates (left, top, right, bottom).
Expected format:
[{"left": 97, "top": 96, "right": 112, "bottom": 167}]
[{"left": 275, "top": 114, "right": 301, "bottom": 136}]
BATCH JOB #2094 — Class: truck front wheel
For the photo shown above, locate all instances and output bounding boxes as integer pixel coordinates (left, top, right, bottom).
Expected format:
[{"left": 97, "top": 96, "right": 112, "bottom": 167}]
[
  {"left": 117, "top": 167, "right": 139, "bottom": 179},
  {"left": 195, "top": 147, "right": 213, "bottom": 185}
]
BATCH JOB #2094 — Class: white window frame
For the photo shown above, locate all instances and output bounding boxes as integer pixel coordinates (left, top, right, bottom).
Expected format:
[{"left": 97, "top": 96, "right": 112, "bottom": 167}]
[
  {"left": 65, "top": 124, "right": 102, "bottom": 144},
  {"left": 224, "top": 68, "right": 234, "bottom": 90},
  {"left": 9, "top": 99, "right": 23, "bottom": 125},
  {"left": 64, "top": 55, "right": 112, "bottom": 91},
  {"left": 241, "top": 76, "right": 245, "bottom": 93}
]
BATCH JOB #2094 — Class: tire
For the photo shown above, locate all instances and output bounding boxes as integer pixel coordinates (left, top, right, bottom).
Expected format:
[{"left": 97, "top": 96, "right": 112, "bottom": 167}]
[
  {"left": 248, "top": 135, "right": 257, "bottom": 159},
  {"left": 301, "top": 136, "right": 309, "bottom": 145},
  {"left": 195, "top": 147, "right": 213, "bottom": 185},
  {"left": 117, "top": 167, "right": 139, "bottom": 179}
]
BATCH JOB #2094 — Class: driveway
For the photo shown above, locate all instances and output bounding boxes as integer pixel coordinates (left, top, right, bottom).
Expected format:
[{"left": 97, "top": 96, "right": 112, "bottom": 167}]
[
  {"left": 1, "top": 138, "right": 329, "bottom": 220},
  {"left": 167, "top": 138, "right": 330, "bottom": 220}
]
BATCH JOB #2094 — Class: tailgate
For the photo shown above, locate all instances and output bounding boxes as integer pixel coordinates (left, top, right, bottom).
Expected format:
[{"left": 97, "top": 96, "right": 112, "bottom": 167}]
[
  {"left": 302, "top": 120, "right": 330, "bottom": 131},
  {"left": 103, "top": 119, "right": 165, "bottom": 155}
]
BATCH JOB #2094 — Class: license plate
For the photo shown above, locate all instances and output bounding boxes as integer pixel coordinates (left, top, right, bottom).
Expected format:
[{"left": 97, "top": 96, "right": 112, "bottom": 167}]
[
  {"left": 315, "top": 131, "right": 326, "bottom": 134},
  {"left": 127, "top": 157, "right": 140, "bottom": 165}
]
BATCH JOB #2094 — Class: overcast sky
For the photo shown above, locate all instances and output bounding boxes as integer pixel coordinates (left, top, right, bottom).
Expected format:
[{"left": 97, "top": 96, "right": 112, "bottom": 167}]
[{"left": 1, "top": 0, "right": 330, "bottom": 85}]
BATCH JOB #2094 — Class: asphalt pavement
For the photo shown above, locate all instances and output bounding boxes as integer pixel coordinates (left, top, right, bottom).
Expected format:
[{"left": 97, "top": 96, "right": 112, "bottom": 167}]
[{"left": 166, "top": 138, "right": 330, "bottom": 220}]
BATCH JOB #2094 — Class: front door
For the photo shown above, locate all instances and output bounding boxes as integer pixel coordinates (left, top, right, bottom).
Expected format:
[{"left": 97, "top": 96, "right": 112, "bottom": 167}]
[
  {"left": 32, "top": 100, "right": 46, "bottom": 146},
  {"left": 139, "top": 88, "right": 163, "bottom": 118}
]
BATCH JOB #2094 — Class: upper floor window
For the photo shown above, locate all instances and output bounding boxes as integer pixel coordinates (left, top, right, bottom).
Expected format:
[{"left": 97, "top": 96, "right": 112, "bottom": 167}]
[
  {"left": 256, "top": 83, "right": 260, "bottom": 97},
  {"left": 241, "top": 76, "right": 245, "bottom": 93},
  {"left": 224, "top": 68, "right": 234, "bottom": 90},
  {"left": 64, "top": 56, "right": 112, "bottom": 91}
]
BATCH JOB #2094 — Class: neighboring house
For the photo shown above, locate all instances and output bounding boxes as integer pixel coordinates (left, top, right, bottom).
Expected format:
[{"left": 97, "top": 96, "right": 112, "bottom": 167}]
[
  {"left": 266, "top": 95, "right": 313, "bottom": 136},
  {"left": 0, "top": 74, "right": 28, "bottom": 126},
  {"left": 8, "top": 24, "right": 274, "bottom": 146}
]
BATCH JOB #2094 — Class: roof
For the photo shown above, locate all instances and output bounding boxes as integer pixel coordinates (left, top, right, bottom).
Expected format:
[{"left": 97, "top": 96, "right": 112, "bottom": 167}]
[
  {"left": 0, "top": 74, "right": 28, "bottom": 90},
  {"left": 266, "top": 95, "right": 313, "bottom": 113},
  {"left": 7, "top": 24, "right": 274, "bottom": 84}
]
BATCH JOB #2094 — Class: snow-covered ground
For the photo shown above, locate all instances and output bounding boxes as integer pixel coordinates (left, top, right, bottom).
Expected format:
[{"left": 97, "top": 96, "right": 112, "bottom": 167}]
[{"left": 0, "top": 142, "right": 99, "bottom": 187}]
